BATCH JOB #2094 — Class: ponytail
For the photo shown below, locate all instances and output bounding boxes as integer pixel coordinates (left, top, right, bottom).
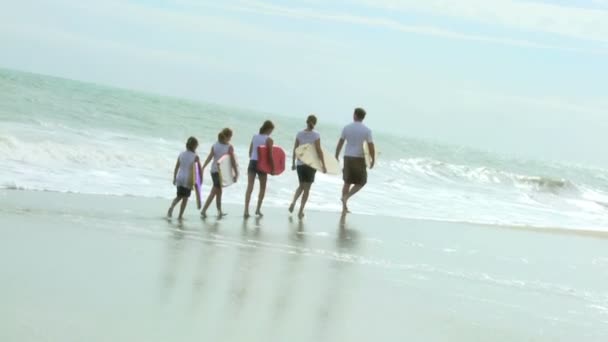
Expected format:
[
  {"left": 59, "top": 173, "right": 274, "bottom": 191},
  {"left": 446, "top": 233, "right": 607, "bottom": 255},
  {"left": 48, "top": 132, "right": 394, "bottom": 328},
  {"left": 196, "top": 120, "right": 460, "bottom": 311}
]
[
  {"left": 218, "top": 128, "right": 233, "bottom": 144},
  {"left": 259, "top": 120, "right": 275, "bottom": 134}
]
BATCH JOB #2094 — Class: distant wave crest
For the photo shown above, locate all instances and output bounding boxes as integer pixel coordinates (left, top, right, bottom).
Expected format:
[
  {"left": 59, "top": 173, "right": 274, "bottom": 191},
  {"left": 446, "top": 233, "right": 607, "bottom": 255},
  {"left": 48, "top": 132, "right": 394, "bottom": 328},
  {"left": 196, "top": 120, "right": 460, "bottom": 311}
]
[
  {"left": 387, "top": 157, "right": 578, "bottom": 194},
  {"left": 0, "top": 133, "right": 172, "bottom": 169}
]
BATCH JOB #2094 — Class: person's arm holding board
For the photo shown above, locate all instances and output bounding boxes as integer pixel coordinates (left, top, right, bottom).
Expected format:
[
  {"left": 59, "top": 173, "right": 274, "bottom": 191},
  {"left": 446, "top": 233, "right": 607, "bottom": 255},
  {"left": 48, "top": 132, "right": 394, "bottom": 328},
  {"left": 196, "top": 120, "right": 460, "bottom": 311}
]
[
  {"left": 229, "top": 145, "right": 239, "bottom": 182},
  {"left": 292, "top": 137, "right": 300, "bottom": 171},
  {"left": 267, "top": 137, "right": 275, "bottom": 175},
  {"left": 315, "top": 137, "right": 327, "bottom": 173},
  {"left": 173, "top": 158, "right": 180, "bottom": 185},
  {"left": 196, "top": 155, "right": 202, "bottom": 175},
  {"left": 367, "top": 142, "right": 375, "bottom": 169},
  {"left": 367, "top": 129, "right": 375, "bottom": 169}
]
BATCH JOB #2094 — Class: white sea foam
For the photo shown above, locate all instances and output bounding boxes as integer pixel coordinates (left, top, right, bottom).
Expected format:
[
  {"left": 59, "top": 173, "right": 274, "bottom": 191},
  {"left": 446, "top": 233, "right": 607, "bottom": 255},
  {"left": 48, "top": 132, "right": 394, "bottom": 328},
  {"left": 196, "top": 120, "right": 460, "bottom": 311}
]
[{"left": 2, "top": 123, "right": 608, "bottom": 232}]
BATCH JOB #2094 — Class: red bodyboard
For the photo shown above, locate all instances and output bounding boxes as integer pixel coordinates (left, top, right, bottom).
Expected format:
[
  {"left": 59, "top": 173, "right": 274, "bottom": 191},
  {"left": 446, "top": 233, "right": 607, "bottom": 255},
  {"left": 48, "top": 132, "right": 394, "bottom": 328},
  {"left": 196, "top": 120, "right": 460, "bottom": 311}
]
[{"left": 257, "top": 146, "right": 286, "bottom": 175}]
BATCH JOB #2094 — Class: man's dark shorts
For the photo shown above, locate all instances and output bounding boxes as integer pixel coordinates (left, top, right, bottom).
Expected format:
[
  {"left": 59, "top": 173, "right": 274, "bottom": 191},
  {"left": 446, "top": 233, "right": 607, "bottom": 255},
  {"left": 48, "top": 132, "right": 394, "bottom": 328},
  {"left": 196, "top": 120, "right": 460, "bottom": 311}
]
[
  {"left": 176, "top": 186, "right": 192, "bottom": 198},
  {"left": 211, "top": 172, "right": 221, "bottom": 188},
  {"left": 297, "top": 164, "right": 317, "bottom": 184},
  {"left": 343, "top": 157, "right": 367, "bottom": 186}
]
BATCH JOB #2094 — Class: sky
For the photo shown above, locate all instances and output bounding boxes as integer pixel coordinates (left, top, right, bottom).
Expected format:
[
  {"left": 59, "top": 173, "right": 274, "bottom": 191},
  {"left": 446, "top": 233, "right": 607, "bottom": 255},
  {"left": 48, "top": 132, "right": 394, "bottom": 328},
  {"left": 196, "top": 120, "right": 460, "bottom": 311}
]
[{"left": 0, "top": 0, "right": 607, "bottom": 166}]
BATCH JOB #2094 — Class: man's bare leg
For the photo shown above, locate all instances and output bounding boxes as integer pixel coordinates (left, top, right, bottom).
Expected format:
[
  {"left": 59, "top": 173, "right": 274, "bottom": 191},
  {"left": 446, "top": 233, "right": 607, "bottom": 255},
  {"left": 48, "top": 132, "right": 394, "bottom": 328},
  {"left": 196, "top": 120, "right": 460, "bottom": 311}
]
[
  {"left": 346, "top": 184, "right": 364, "bottom": 201},
  {"left": 342, "top": 184, "right": 365, "bottom": 213},
  {"left": 341, "top": 183, "right": 351, "bottom": 213}
]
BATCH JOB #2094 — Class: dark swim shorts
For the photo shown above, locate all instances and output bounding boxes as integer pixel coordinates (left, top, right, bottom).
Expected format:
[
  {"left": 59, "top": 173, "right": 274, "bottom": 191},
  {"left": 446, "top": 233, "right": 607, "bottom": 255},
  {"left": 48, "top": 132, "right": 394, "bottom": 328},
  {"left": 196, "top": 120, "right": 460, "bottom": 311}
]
[
  {"left": 343, "top": 157, "right": 367, "bottom": 186},
  {"left": 176, "top": 186, "right": 192, "bottom": 198},
  {"left": 297, "top": 164, "right": 317, "bottom": 183},
  {"left": 247, "top": 160, "right": 267, "bottom": 177},
  {"left": 211, "top": 172, "right": 221, "bottom": 188}
]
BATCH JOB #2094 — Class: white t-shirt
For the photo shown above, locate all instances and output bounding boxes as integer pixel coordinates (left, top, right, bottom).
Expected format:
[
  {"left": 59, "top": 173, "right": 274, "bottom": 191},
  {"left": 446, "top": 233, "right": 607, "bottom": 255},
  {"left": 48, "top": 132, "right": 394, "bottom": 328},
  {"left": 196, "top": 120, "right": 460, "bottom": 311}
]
[
  {"left": 341, "top": 122, "right": 373, "bottom": 158},
  {"left": 250, "top": 134, "right": 269, "bottom": 161},
  {"left": 296, "top": 130, "right": 320, "bottom": 166},
  {"left": 175, "top": 150, "right": 197, "bottom": 188},
  {"left": 211, "top": 142, "right": 231, "bottom": 173}
]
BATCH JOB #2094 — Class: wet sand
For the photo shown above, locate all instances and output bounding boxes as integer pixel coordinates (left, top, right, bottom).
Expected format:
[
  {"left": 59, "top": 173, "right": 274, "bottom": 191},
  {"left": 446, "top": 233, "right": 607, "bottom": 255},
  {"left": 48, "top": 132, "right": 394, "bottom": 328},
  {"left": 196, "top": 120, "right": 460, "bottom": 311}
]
[{"left": 1, "top": 189, "right": 608, "bottom": 341}]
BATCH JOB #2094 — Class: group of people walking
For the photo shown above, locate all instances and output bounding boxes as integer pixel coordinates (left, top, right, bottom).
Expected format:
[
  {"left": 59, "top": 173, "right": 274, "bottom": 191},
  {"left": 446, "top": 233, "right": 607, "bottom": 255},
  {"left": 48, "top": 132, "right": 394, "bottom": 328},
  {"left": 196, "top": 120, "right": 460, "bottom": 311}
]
[{"left": 167, "top": 108, "right": 375, "bottom": 221}]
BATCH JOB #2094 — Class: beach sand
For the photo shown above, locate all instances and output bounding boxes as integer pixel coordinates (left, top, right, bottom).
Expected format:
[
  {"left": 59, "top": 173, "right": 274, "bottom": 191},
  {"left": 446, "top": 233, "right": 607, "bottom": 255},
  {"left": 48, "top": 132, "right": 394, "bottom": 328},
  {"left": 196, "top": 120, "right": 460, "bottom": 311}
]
[{"left": 1, "top": 189, "right": 608, "bottom": 341}]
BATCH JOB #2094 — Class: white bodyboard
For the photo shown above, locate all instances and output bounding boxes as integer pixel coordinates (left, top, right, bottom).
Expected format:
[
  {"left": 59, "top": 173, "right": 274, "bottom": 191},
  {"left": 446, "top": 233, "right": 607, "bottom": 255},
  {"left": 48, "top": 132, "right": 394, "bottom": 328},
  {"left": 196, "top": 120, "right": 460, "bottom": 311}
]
[
  {"left": 295, "top": 144, "right": 339, "bottom": 175},
  {"left": 363, "top": 142, "right": 373, "bottom": 168},
  {"left": 217, "top": 154, "right": 237, "bottom": 187}
]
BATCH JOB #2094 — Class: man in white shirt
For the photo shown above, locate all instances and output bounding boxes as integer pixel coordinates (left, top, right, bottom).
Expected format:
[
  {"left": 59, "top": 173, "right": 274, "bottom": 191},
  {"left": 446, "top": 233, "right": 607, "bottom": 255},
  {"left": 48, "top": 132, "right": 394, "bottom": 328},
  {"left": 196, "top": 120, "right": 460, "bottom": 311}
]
[{"left": 335, "top": 108, "right": 375, "bottom": 214}]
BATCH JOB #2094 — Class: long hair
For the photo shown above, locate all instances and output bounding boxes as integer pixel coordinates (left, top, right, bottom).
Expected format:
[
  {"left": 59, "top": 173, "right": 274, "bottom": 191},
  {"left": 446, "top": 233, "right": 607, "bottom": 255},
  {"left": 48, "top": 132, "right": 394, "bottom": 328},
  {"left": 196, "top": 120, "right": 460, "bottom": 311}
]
[
  {"left": 218, "top": 128, "right": 233, "bottom": 144},
  {"left": 259, "top": 120, "right": 275, "bottom": 134}
]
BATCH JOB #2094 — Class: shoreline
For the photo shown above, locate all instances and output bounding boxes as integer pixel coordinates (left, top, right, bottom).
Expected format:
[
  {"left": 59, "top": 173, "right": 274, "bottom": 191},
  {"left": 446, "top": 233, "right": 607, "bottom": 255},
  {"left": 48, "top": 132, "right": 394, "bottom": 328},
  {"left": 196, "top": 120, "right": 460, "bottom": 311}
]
[{"left": 3, "top": 188, "right": 608, "bottom": 239}]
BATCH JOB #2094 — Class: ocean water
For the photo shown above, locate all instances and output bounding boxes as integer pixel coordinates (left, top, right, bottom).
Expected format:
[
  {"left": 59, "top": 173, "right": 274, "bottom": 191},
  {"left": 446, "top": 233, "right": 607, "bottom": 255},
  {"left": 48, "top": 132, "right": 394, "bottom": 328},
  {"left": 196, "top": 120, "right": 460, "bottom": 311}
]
[{"left": 2, "top": 67, "right": 608, "bottom": 231}]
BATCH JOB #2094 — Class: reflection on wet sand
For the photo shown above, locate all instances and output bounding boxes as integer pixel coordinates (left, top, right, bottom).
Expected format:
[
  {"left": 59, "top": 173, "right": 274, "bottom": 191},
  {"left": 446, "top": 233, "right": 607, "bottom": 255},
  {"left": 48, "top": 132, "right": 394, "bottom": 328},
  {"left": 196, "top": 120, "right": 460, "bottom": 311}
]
[
  {"left": 214, "top": 218, "right": 265, "bottom": 341},
  {"left": 158, "top": 212, "right": 364, "bottom": 341},
  {"left": 267, "top": 218, "right": 308, "bottom": 340},
  {"left": 312, "top": 214, "right": 361, "bottom": 341},
  {"left": 190, "top": 220, "right": 221, "bottom": 311},
  {"left": 6, "top": 191, "right": 608, "bottom": 341},
  {"left": 160, "top": 223, "right": 186, "bottom": 303}
]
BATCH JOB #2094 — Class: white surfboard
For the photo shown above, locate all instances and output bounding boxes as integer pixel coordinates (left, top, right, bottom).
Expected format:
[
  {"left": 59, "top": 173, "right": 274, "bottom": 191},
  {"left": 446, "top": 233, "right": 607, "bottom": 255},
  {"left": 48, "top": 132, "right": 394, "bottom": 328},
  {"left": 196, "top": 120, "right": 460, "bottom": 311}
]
[
  {"left": 295, "top": 144, "right": 340, "bottom": 175},
  {"left": 217, "top": 154, "right": 237, "bottom": 187},
  {"left": 363, "top": 142, "right": 373, "bottom": 168}
]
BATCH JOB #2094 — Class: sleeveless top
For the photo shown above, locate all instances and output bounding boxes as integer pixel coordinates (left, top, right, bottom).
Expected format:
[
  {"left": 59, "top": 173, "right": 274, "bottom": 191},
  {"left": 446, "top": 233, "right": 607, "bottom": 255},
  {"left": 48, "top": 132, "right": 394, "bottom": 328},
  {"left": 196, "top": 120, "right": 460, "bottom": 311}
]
[
  {"left": 295, "top": 130, "right": 320, "bottom": 166},
  {"left": 250, "top": 134, "right": 269, "bottom": 161},
  {"left": 211, "top": 142, "right": 231, "bottom": 173},
  {"left": 175, "top": 150, "right": 197, "bottom": 188}
]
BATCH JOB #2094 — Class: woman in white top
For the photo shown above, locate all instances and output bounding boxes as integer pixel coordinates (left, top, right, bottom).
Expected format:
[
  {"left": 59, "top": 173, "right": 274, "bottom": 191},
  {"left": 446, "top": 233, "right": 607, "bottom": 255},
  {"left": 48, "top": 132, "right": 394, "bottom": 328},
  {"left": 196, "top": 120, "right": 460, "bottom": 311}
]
[
  {"left": 167, "top": 136, "right": 200, "bottom": 220},
  {"left": 244, "top": 120, "right": 275, "bottom": 218},
  {"left": 289, "top": 115, "right": 327, "bottom": 219},
  {"left": 200, "top": 128, "right": 238, "bottom": 218}
]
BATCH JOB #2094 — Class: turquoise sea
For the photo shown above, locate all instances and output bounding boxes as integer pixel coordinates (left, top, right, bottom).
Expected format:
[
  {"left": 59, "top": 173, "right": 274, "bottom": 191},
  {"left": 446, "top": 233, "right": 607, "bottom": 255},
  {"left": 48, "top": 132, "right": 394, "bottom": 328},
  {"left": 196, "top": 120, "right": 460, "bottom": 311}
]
[{"left": 2, "top": 68, "right": 608, "bottom": 231}]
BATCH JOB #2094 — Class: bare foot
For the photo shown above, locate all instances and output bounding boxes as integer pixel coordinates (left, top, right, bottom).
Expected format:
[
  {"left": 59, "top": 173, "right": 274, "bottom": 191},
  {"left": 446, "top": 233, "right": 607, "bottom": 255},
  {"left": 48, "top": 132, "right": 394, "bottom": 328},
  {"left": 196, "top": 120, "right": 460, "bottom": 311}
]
[
  {"left": 244, "top": 212, "right": 251, "bottom": 219},
  {"left": 201, "top": 212, "right": 207, "bottom": 219},
  {"left": 298, "top": 212, "right": 305, "bottom": 220},
  {"left": 255, "top": 211, "right": 264, "bottom": 217},
  {"left": 167, "top": 208, "right": 173, "bottom": 218},
  {"left": 341, "top": 197, "right": 350, "bottom": 214},
  {"left": 288, "top": 203, "right": 295, "bottom": 214},
  {"left": 218, "top": 212, "right": 227, "bottom": 218}
]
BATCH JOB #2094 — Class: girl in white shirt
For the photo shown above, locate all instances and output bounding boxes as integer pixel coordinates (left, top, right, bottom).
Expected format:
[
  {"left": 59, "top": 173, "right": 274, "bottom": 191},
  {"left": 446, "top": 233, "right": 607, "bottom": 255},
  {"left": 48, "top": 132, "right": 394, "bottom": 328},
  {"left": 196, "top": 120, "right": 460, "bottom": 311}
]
[
  {"left": 244, "top": 120, "right": 275, "bottom": 218},
  {"left": 289, "top": 115, "right": 327, "bottom": 219},
  {"left": 201, "top": 128, "right": 238, "bottom": 218}
]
